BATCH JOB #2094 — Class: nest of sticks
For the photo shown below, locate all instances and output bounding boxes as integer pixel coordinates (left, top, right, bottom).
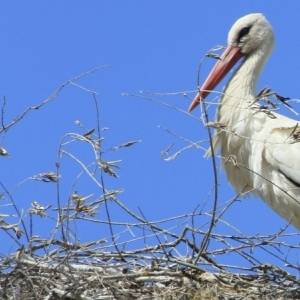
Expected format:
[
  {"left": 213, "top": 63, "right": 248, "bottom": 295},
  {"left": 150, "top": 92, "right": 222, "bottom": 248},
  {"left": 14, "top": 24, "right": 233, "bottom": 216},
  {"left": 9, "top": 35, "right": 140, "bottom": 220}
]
[{"left": 1, "top": 234, "right": 300, "bottom": 299}]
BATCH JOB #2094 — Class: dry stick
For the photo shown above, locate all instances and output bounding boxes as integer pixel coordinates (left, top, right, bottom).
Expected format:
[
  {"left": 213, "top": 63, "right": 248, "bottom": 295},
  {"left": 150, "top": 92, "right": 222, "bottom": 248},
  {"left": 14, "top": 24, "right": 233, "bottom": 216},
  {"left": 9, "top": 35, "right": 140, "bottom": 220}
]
[
  {"left": 58, "top": 139, "right": 90, "bottom": 244},
  {"left": 0, "top": 226, "right": 22, "bottom": 247},
  {"left": 0, "top": 181, "right": 29, "bottom": 242},
  {"left": 55, "top": 160, "right": 66, "bottom": 242},
  {"left": 91, "top": 91, "right": 125, "bottom": 262},
  {"left": 208, "top": 228, "right": 297, "bottom": 271},
  {"left": 194, "top": 98, "right": 219, "bottom": 264},
  {"left": 29, "top": 213, "right": 33, "bottom": 253},
  {"left": 137, "top": 207, "right": 172, "bottom": 266},
  {"left": 54, "top": 134, "right": 72, "bottom": 243},
  {"left": 190, "top": 204, "right": 201, "bottom": 258},
  {"left": 0, "top": 66, "right": 108, "bottom": 134},
  {"left": 126, "top": 92, "right": 200, "bottom": 121},
  {"left": 64, "top": 163, "right": 96, "bottom": 244},
  {"left": 1, "top": 96, "right": 6, "bottom": 131},
  {"left": 192, "top": 50, "right": 226, "bottom": 260},
  {"left": 50, "top": 125, "right": 103, "bottom": 248},
  {"left": 76, "top": 210, "right": 202, "bottom": 227}
]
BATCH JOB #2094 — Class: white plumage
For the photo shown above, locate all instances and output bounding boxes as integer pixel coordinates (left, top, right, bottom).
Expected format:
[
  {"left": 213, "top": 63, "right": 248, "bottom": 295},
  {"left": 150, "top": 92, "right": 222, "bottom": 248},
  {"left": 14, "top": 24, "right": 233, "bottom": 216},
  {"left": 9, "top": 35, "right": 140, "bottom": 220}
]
[{"left": 189, "top": 13, "right": 300, "bottom": 229}]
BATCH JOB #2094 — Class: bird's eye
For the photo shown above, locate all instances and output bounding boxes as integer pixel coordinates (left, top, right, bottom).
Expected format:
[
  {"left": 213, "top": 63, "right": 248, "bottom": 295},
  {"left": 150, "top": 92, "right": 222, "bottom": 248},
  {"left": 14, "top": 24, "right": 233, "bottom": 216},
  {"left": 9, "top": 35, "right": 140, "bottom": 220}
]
[{"left": 237, "top": 26, "right": 251, "bottom": 42}]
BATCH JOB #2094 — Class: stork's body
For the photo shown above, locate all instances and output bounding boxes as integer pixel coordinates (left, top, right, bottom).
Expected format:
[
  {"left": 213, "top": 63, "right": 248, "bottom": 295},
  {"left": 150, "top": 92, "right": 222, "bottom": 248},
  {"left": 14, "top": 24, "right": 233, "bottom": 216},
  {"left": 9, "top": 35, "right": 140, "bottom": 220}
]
[{"left": 189, "top": 13, "right": 300, "bottom": 228}]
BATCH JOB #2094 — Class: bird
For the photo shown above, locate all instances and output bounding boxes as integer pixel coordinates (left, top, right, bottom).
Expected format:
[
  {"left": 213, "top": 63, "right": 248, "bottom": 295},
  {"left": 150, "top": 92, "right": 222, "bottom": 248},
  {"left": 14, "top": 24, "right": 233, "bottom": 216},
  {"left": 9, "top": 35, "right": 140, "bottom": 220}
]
[{"left": 188, "top": 13, "right": 300, "bottom": 229}]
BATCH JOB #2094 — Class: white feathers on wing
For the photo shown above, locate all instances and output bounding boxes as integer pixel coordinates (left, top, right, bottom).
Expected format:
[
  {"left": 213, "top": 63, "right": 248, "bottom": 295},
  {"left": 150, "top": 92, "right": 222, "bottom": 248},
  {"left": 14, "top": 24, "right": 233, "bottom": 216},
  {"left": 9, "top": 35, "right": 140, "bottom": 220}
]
[{"left": 189, "top": 13, "right": 300, "bottom": 229}]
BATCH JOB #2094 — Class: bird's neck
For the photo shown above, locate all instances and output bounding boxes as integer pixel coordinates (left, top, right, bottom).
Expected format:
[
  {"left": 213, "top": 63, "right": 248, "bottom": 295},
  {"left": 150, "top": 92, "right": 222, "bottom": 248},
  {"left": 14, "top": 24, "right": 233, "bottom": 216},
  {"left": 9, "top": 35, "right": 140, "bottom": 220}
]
[
  {"left": 221, "top": 48, "right": 269, "bottom": 110},
  {"left": 215, "top": 48, "right": 271, "bottom": 155}
]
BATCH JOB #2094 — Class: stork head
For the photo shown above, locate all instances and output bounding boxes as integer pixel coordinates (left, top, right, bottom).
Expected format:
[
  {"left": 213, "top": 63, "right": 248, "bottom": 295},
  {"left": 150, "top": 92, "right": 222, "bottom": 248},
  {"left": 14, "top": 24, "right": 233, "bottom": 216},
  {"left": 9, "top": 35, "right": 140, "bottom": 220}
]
[
  {"left": 228, "top": 13, "right": 274, "bottom": 56},
  {"left": 188, "top": 13, "right": 274, "bottom": 112}
]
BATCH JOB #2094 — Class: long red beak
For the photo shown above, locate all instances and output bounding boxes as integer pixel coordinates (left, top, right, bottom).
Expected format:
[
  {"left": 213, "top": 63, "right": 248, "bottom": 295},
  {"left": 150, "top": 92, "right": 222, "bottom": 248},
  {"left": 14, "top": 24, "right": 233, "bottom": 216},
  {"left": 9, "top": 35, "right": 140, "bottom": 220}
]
[{"left": 188, "top": 45, "right": 243, "bottom": 112}]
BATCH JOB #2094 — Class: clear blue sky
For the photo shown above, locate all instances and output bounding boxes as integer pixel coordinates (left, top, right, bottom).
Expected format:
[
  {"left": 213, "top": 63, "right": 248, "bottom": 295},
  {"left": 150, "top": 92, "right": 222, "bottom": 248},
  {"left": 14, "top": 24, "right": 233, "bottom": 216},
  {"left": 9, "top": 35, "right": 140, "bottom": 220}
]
[{"left": 1, "top": 1, "right": 300, "bottom": 264}]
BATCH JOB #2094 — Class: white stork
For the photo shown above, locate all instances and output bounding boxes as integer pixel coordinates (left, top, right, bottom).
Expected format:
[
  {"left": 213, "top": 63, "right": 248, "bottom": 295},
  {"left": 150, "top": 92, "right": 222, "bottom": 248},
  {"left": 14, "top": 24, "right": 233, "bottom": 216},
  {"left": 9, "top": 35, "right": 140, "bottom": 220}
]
[{"left": 188, "top": 13, "right": 300, "bottom": 229}]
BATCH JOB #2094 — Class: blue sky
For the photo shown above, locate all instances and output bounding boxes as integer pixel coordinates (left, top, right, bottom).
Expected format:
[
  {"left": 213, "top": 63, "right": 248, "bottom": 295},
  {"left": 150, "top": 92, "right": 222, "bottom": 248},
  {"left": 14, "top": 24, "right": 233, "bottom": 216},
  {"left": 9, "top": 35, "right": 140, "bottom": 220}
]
[{"left": 1, "top": 1, "right": 300, "bottom": 266}]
